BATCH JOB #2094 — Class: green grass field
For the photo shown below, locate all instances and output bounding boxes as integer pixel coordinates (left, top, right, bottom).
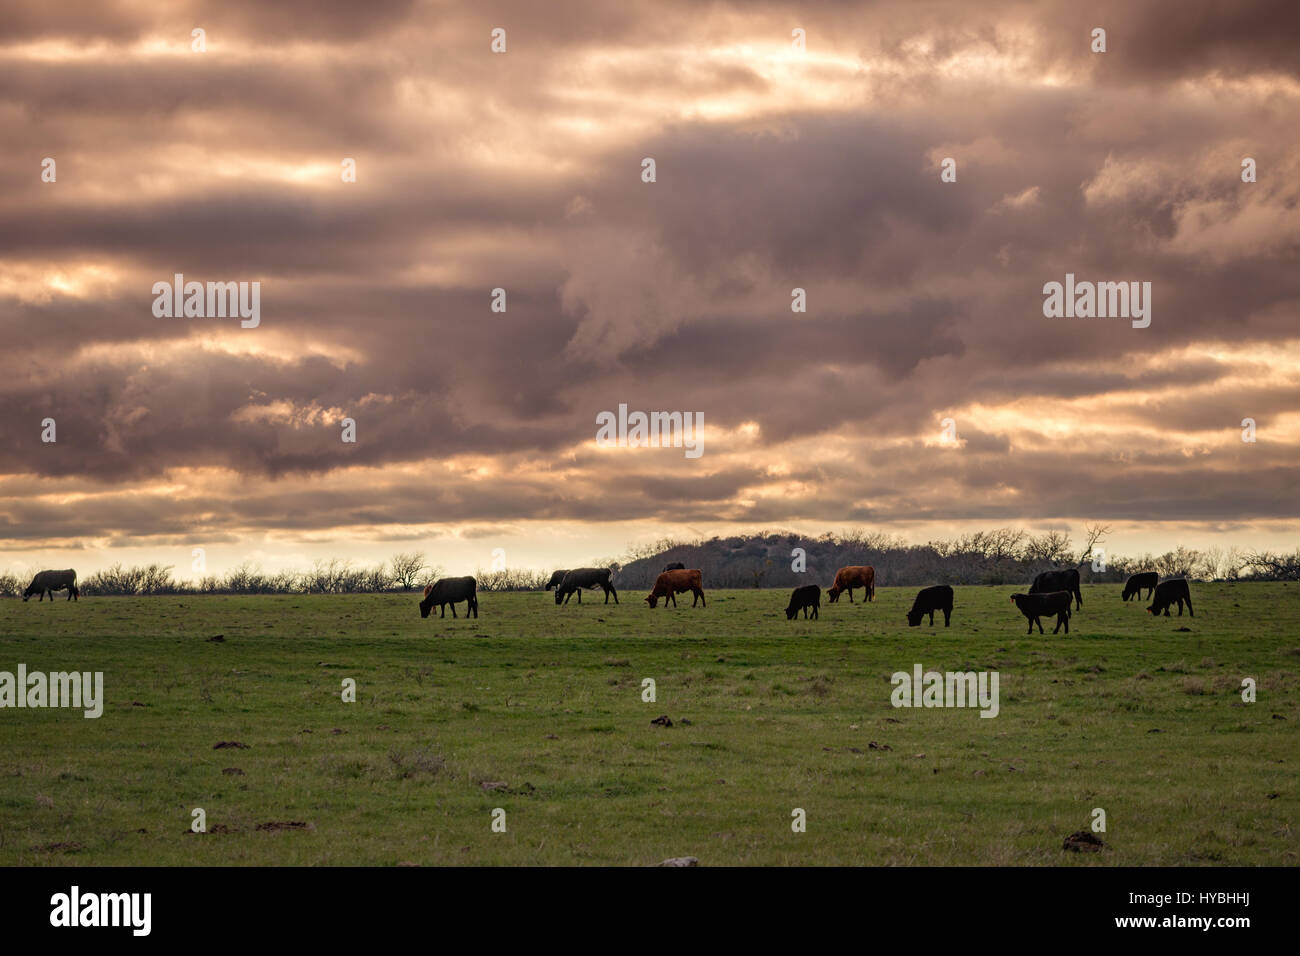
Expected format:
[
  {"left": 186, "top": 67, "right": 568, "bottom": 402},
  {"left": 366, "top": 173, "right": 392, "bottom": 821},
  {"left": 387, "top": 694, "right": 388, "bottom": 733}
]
[{"left": 1, "top": 583, "right": 1295, "bottom": 866}]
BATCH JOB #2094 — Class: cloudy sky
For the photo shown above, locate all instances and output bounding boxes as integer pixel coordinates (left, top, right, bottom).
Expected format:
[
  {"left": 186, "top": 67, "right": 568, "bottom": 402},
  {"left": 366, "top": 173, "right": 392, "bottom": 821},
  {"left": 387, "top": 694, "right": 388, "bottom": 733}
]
[{"left": 1, "top": 0, "right": 1297, "bottom": 578}]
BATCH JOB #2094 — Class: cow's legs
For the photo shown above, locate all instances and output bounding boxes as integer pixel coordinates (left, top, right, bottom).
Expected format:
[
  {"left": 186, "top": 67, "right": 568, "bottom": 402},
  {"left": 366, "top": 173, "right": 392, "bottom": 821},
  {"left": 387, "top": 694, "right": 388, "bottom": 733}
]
[
  {"left": 847, "top": 588, "right": 854, "bottom": 604},
  {"left": 943, "top": 608, "right": 951, "bottom": 626},
  {"left": 1185, "top": 595, "right": 1193, "bottom": 617},
  {"left": 695, "top": 588, "right": 705, "bottom": 607}
]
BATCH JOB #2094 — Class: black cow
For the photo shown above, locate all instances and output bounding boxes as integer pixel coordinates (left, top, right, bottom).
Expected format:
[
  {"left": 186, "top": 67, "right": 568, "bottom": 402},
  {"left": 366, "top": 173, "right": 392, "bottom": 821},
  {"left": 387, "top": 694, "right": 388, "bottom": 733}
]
[
  {"left": 1010, "top": 591, "right": 1072, "bottom": 634},
  {"left": 1122, "top": 571, "right": 1159, "bottom": 602},
  {"left": 544, "top": 570, "right": 568, "bottom": 591},
  {"left": 1147, "top": 578, "right": 1193, "bottom": 617},
  {"left": 555, "top": 567, "right": 618, "bottom": 605},
  {"left": 419, "top": 576, "right": 478, "bottom": 618},
  {"left": 1029, "top": 568, "right": 1082, "bottom": 610},
  {"left": 23, "top": 569, "right": 78, "bottom": 602},
  {"left": 785, "top": 585, "right": 820, "bottom": 620},
  {"left": 906, "top": 585, "right": 953, "bottom": 627},
  {"left": 663, "top": 562, "right": 686, "bottom": 572}
]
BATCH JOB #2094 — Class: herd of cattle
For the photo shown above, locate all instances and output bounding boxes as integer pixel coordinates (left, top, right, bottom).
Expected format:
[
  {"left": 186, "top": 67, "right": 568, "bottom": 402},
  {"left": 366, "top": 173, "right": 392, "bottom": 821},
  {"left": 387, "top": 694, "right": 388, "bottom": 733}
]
[
  {"left": 414, "top": 562, "right": 1196, "bottom": 631},
  {"left": 14, "top": 563, "right": 1197, "bottom": 631}
]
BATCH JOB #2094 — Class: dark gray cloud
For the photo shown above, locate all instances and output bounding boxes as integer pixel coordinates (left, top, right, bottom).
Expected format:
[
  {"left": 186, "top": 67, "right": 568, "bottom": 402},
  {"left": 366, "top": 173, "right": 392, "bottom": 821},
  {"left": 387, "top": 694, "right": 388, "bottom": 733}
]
[{"left": 0, "top": 0, "right": 1296, "bottom": 553}]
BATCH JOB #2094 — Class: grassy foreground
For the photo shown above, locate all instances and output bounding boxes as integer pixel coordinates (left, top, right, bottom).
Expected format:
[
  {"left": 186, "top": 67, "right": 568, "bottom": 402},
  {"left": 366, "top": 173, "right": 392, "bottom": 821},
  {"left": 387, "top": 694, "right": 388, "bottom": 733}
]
[{"left": 0, "top": 583, "right": 1295, "bottom": 866}]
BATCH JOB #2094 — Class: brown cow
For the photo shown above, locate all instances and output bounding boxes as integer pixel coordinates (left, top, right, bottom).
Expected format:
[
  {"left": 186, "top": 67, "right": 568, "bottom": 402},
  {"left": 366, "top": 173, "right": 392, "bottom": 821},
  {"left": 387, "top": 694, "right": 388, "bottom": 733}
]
[
  {"left": 645, "top": 569, "right": 706, "bottom": 608},
  {"left": 826, "top": 566, "right": 875, "bottom": 603}
]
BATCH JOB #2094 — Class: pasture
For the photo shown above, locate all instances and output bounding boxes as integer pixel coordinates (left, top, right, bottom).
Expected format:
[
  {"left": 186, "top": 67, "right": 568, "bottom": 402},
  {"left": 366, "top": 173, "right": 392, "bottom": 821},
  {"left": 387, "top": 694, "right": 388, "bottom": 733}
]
[{"left": 0, "top": 583, "right": 1295, "bottom": 866}]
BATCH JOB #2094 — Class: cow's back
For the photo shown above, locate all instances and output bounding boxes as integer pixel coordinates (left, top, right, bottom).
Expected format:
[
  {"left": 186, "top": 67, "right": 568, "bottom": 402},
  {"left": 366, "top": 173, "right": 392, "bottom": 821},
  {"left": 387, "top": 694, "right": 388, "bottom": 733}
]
[
  {"left": 835, "top": 566, "right": 873, "bottom": 587},
  {"left": 654, "top": 569, "right": 700, "bottom": 593}
]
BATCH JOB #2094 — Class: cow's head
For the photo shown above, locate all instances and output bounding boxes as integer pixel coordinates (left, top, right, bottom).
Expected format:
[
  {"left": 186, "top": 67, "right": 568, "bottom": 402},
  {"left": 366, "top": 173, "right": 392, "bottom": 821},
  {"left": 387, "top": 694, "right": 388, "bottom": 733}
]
[
  {"left": 646, "top": 595, "right": 658, "bottom": 608},
  {"left": 418, "top": 597, "right": 434, "bottom": 618},
  {"left": 826, "top": 588, "right": 841, "bottom": 603},
  {"left": 554, "top": 588, "right": 565, "bottom": 605},
  {"left": 785, "top": 606, "right": 797, "bottom": 620},
  {"left": 906, "top": 610, "right": 923, "bottom": 627}
]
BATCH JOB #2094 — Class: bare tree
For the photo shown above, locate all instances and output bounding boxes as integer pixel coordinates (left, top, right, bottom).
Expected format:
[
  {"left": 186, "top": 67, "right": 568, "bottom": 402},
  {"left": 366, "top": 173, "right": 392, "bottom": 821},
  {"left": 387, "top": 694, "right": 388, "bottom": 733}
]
[
  {"left": 1078, "top": 523, "right": 1113, "bottom": 565},
  {"left": 1024, "top": 530, "right": 1073, "bottom": 564},
  {"left": 390, "top": 552, "right": 427, "bottom": 591},
  {"left": 1244, "top": 549, "right": 1300, "bottom": 580},
  {"left": 1153, "top": 547, "right": 1200, "bottom": 578},
  {"left": 986, "top": 527, "right": 1027, "bottom": 560}
]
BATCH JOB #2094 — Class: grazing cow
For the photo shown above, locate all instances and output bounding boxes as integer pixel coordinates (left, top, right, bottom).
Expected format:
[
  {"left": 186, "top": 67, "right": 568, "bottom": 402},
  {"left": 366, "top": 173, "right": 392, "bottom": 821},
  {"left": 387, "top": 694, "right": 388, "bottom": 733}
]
[
  {"left": 663, "top": 562, "right": 686, "bottom": 572},
  {"left": 23, "top": 569, "right": 78, "bottom": 602},
  {"left": 785, "top": 585, "right": 821, "bottom": 620},
  {"left": 419, "top": 576, "right": 478, "bottom": 619},
  {"left": 1029, "top": 568, "right": 1083, "bottom": 610},
  {"left": 906, "top": 585, "right": 953, "bottom": 627},
  {"left": 646, "top": 569, "right": 706, "bottom": 608},
  {"left": 826, "top": 566, "right": 875, "bottom": 604},
  {"left": 1010, "top": 591, "right": 1072, "bottom": 634},
  {"left": 1122, "top": 571, "right": 1159, "bottom": 602},
  {"left": 555, "top": 567, "right": 618, "bottom": 605},
  {"left": 544, "top": 570, "right": 569, "bottom": 592},
  {"left": 1147, "top": 578, "right": 1193, "bottom": 618}
]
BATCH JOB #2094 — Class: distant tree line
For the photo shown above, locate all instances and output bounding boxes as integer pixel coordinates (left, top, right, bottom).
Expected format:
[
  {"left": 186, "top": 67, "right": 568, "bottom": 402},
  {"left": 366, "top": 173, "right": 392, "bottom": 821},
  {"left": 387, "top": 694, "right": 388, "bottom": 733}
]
[
  {"left": 0, "top": 550, "right": 560, "bottom": 597},
  {"left": 0, "top": 535, "right": 1295, "bottom": 597},
  {"left": 614, "top": 529, "right": 1300, "bottom": 590}
]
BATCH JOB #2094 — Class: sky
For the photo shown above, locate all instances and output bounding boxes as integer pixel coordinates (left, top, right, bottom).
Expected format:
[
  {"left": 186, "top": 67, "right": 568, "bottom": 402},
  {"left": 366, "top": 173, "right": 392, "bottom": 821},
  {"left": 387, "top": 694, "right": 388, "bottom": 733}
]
[{"left": 1, "top": 0, "right": 1298, "bottom": 580}]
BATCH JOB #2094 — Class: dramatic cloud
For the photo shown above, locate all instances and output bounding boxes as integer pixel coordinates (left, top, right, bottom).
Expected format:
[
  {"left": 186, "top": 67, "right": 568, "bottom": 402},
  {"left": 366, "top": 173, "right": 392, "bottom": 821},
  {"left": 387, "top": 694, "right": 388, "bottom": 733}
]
[{"left": 1, "top": 0, "right": 1297, "bottom": 572}]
